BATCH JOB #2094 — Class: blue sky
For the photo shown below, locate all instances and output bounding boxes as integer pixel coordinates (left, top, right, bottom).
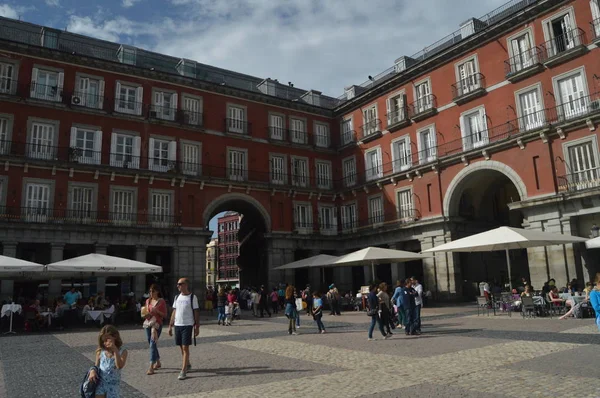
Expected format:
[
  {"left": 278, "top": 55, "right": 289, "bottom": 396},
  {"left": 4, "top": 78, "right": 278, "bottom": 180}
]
[
  {"left": 0, "top": 0, "right": 507, "bottom": 96},
  {"left": 209, "top": 211, "right": 226, "bottom": 239}
]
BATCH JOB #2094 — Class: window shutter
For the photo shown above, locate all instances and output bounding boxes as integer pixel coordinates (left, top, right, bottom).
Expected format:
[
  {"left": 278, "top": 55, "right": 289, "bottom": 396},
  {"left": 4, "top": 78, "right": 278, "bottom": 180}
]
[
  {"left": 459, "top": 115, "right": 467, "bottom": 141},
  {"left": 168, "top": 140, "right": 177, "bottom": 162},
  {"left": 133, "top": 136, "right": 141, "bottom": 168},
  {"left": 154, "top": 91, "right": 162, "bottom": 107},
  {"left": 94, "top": 130, "right": 103, "bottom": 155},
  {"left": 592, "top": 1, "right": 600, "bottom": 36},
  {"left": 318, "top": 207, "right": 322, "bottom": 229},
  {"left": 135, "top": 87, "right": 143, "bottom": 114},
  {"left": 172, "top": 93, "right": 178, "bottom": 111},
  {"left": 386, "top": 98, "right": 391, "bottom": 125},
  {"left": 30, "top": 67, "right": 38, "bottom": 97},
  {"left": 110, "top": 134, "right": 117, "bottom": 166},
  {"left": 480, "top": 108, "right": 488, "bottom": 141},
  {"left": 148, "top": 138, "right": 155, "bottom": 166},
  {"left": 70, "top": 127, "right": 78, "bottom": 148},
  {"left": 98, "top": 80, "right": 105, "bottom": 109},
  {"left": 115, "top": 82, "right": 121, "bottom": 109}
]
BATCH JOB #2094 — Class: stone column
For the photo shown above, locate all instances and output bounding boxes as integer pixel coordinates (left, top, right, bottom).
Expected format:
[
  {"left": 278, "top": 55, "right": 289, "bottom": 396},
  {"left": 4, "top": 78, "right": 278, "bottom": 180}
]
[
  {"left": 94, "top": 244, "right": 108, "bottom": 296},
  {"left": 134, "top": 246, "right": 147, "bottom": 299},
  {"left": 333, "top": 266, "right": 352, "bottom": 294},
  {"left": 389, "top": 244, "right": 406, "bottom": 284},
  {"left": 49, "top": 243, "right": 65, "bottom": 301},
  {"left": 192, "top": 246, "right": 206, "bottom": 308},
  {"left": 282, "top": 249, "right": 295, "bottom": 286},
  {"left": 0, "top": 242, "right": 18, "bottom": 300},
  {"left": 419, "top": 234, "right": 461, "bottom": 300},
  {"left": 267, "top": 246, "right": 284, "bottom": 289}
]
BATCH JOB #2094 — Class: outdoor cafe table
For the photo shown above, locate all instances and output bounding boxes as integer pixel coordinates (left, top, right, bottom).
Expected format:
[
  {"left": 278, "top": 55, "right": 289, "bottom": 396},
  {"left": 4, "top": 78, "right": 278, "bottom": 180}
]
[
  {"left": 1, "top": 303, "right": 22, "bottom": 334},
  {"left": 40, "top": 311, "right": 54, "bottom": 326},
  {"left": 559, "top": 293, "right": 586, "bottom": 305},
  {"left": 86, "top": 309, "right": 115, "bottom": 324}
]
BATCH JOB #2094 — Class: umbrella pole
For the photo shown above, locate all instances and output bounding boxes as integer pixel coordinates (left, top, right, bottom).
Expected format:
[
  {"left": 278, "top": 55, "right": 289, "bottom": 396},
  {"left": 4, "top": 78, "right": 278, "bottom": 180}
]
[
  {"left": 371, "top": 261, "right": 375, "bottom": 282},
  {"left": 505, "top": 249, "right": 513, "bottom": 291}
]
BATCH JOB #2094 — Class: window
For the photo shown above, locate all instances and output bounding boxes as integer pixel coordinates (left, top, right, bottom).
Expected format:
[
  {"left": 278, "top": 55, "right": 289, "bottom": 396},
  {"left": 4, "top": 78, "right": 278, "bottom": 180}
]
[
  {"left": 111, "top": 188, "right": 135, "bottom": 225},
  {"left": 24, "top": 183, "right": 51, "bottom": 222},
  {"left": 150, "top": 191, "right": 173, "bottom": 226},
  {"left": 318, "top": 205, "right": 337, "bottom": 235},
  {"left": 74, "top": 75, "right": 104, "bottom": 109},
  {"left": 181, "top": 142, "right": 201, "bottom": 176},
  {"left": 117, "top": 45, "right": 136, "bottom": 65},
  {"left": 227, "top": 106, "right": 246, "bottom": 134},
  {"left": 115, "top": 82, "right": 142, "bottom": 115},
  {"left": 0, "top": 62, "right": 15, "bottom": 94},
  {"left": 415, "top": 80, "right": 432, "bottom": 113},
  {"left": 315, "top": 123, "right": 329, "bottom": 148},
  {"left": 149, "top": 138, "right": 177, "bottom": 172},
  {"left": 554, "top": 70, "right": 587, "bottom": 120},
  {"left": 228, "top": 148, "right": 247, "bottom": 181},
  {"left": 593, "top": 0, "right": 600, "bottom": 38},
  {"left": 152, "top": 91, "right": 178, "bottom": 121},
  {"left": 392, "top": 136, "right": 411, "bottom": 172},
  {"left": 516, "top": 86, "right": 544, "bottom": 131},
  {"left": 362, "top": 105, "right": 378, "bottom": 137},
  {"left": 455, "top": 57, "right": 480, "bottom": 96},
  {"left": 269, "top": 114, "right": 285, "bottom": 140},
  {"left": 70, "top": 127, "right": 102, "bottom": 165},
  {"left": 291, "top": 157, "right": 309, "bottom": 187},
  {"left": 316, "top": 161, "right": 332, "bottom": 189},
  {"left": 396, "top": 189, "right": 414, "bottom": 220},
  {"left": 294, "top": 203, "right": 312, "bottom": 231},
  {"left": 564, "top": 138, "right": 599, "bottom": 189},
  {"left": 270, "top": 155, "right": 286, "bottom": 185},
  {"left": 508, "top": 31, "right": 535, "bottom": 72},
  {"left": 460, "top": 107, "right": 488, "bottom": 150},
  {"left": 110, "top": 133, "right": 141, "bottom": 168},
  {"left": 291, "top": 118, "right": 306, "bottom": 144},
  {"left": 387, "top": 92, "right": 406, "bottom": 126},
  {"left": 30, "top": 68, "right": 63, "bottom": 102},
  {"left": 182, "top": 96, "right": 202, "bottom": 126},
  {"left": 0, "top": 116, "right": 12, "bottom": 155},
  {"left": 365, "top": 148, "right": 382, "bottom": 181},
  {"left": 368, "top": 196, "right": 384, "bottom": 226},
  {"left": 28, "top": 122, "right": 56, "bottom": 160},
  {"left": 341, "top": 203, "right": 357, "bottom": 232},
  {"left": 41, "top": 28, "right": 59, "bottom": 49},
  {"left": 341, "top": 118, "right": 354, "bottom": 144},
  {"left": 418, "top": 126, "right": 437, "bottom": 164},
  {"left": 342, "top": 156, "right": 357, "bottom": 187},
  {"left": 545, "top": 11, "right": 578, "bottom": 57},
  {"left": 69, "top": 186, "right": 94, "bottom": 221},
  {"left": 177, "top": 59, "right": 196, "bottom": 78}
]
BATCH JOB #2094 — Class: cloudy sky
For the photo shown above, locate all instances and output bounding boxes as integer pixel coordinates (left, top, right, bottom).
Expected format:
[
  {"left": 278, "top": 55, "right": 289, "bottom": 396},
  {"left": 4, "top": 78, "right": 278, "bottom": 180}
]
[{"left": 0, "top": 0, "right": 509, "bottom": 97}]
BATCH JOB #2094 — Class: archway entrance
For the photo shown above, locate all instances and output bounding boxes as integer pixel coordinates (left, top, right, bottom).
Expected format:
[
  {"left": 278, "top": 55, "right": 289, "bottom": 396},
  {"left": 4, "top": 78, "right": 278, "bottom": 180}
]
[
  {"left": 204, "top": 194, "right": 269, "bottom": 289},
  {"left": 446, "top": 165, "right": 529, "bottom": 299}
]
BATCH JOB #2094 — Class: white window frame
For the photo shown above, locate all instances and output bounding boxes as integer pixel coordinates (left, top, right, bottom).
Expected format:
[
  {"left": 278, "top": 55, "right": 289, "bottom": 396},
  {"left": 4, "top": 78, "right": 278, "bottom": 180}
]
[
  {"left": 341, "top": 117, "right": 354, "bottom": 145},
  {"left": 386, "top": 90, "right": 406, "bottom": 126},
  {"left": 364, "top": 146, "right": 383, "bottom": 181},
  {"left": 541, "top": 6, "right": 579, "bottom": 57},
  {"left": 342, "top": 155, "right": 357, "bottom": 187},
  {"left": 395, "top": 187, "right": 414, "bottom": 221},
  {"left": 180, "top": 139, "right": 202, "bottom": 176},
  {"left": 291, "top": 156, "right": 309, "bottom": 188},
  {"left": 293, "top": 201, "right": 313, "bottom": 233},
  {"left": 551, "top": 66, "right": 590, "bottom": 121},
  {"left": 506, "top": 28, "right": 537, "bottom": 73},
  {"left": 0, "top": 59, "right": 18, "bottom": 95},
  {"left": 69, "top": 126, "right": 102, "bottom": 165},
  {"left": 67, "top": 182, "right": 97, "bottom": 222},
  {"left": 21, "top": 178, "right": 55, "bottom": 223},
  {"left": 315, "top": 160, "right": 332, "bottom": 190},
  {"left": 391, "top": 135, "right": 412, "bottom": 173},
  {"left": 362, "top": 103, "right": 379, "bottom": 137},
  {"left": 290, "top": 117, "right": 307, "bottom": 144},
  {"left": 314, "top": 122, "right": 330, "bottom": 148},
  {"left": 74, "top": 73, "right": 105, "bottom": 110},
  {"left": 454, "top": 55, "right": 481, "bottom": 96},
  {"left": 30, "top": 66, "right": 64, "bottom": 102},
  {"left": 514, "top": 82, "right": 546, "bottom": 132},
  {"left": 226, "top": 104, "right": 247, "bottom": 134},
  {"left": 115, "top": 81, "right": 143, "bottom": 116},
  {"left": 459, "top": 105, "right": 488, "bottom": 151},
  {"left": 368, "top": 194, "right": 384, "bottom": 227},
  {"left": 26, "top": 117, "right": 59, "bottom": 160},
  {"left": 340, "top": 201, "right": 358, "bottom": 233},
  {"left": 318, "top": 204, "right": 337, "bottom": 236},
  {"left": 149, "top": 137, "right": 177, "bottom": 173},
  {"left": 562, "top": 135, "right": 600, "bottom": 190},
  {"left": 417, "top": 124, "right": 437, "bottom": 164},
  {"left": 149, "top": 189, "right": 174, "bottom": 227},
  {"left": 269, "top": 153, "right": 287, "bottom": 185},
  {"left": 413, "top": 77, "right": 433, "bottom": 113},
  {"left": 110, "top": 131, "right": 141, "bottom": 169},
  {"left": 227, "top": 147, "right": 248, "bottom": 181},
  {"left": 268, "top": 112, "right": 286, "bottom": 141},
  {"left": 151, "top": 89, "right": 178, "bottom": 121},
  {"left": 592, "top": 0, "right": 600, "bottom": 38},
  {"left": 117, "top": 45, "right": 137, "bottom": 65},
  {"left": 0, "top": 113, "right": 14, "bottom": 155},
  {"left": 109, "top": 186, "right": 137, "bottom": 226},
  {"left": 181, "top": 94, "right": 203, "bottom": 126}
]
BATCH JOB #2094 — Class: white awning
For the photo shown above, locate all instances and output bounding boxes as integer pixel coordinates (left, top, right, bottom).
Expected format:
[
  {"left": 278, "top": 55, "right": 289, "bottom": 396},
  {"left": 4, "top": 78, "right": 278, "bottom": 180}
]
[{"left": 46, "top": 253, "right": 163, "bottom": 275}]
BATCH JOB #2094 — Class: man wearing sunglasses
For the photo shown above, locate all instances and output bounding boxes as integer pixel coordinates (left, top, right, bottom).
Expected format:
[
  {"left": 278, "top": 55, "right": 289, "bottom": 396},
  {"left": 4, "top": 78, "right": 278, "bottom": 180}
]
[{"left": 168, "top": 278, "right": 199, "bottom": 380}]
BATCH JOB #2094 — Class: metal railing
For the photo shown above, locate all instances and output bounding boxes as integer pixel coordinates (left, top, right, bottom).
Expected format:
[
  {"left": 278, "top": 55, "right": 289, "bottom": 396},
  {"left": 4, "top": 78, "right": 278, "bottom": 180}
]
[
  {"left": 545, "top": 91, "right": 600, "bottom": 125},
  {"left": 504, "top": 46, "right": 542, "bottom": 76},
  {"left": 289, "top": 129, "right": 309, "bottom": 145},
  {"left": 438, "top": 122, "right": 516, "bottom": 156},
  {"left": 360, "top": 119, "right": 382, "bottom": 139},
  {"left": 30, "top": 82, "right": 63, "bottom": 102},
  {"left": 409, "top": 95, "right": 437, "bottom": 119},
  {"left": 148, "top": 104, "right": 177, "bottom": 121},
  {"left": 0, "top": 77, "right": 18, "bottom": 95},
  {"left": 340, "top": 130, "right": 357, "bottom": 146},
  {"left": 557, "top": 167, "right": 600, "bottom": 193},
  {"left": 114, "top": 98, "right": 144, "bottom": 116},
  {"left": 267, "top": 126, "right": 287, "bottom": 141},
  {"left": 387, "top": 107, "right": 409, "bottom": 127},
  {"left": 180, "top": 109, "right": 203, "bottom": 127},
  {"left": 224, "top": 118, "right": 251, "bottom": 135},
  {"left": 314, "top": 132, "right": 330, "bottom": 149},
  {"left": 592, "top": 17, "right": 600, "bottom": 41},
  {"left": 69, "top": 90, "right": 106, "bottom": 110},
  {"left": 365, "top": 209, "right": 421, "bottom": 229},
  {"left": 541, "top": 28, "right": 585, "bottom": 59},
  {"left": 451, "top": 73, "right": 486, "bottom": 99},
  {"left": 0, "top": 205, "right": 182, "bottom": 227}
]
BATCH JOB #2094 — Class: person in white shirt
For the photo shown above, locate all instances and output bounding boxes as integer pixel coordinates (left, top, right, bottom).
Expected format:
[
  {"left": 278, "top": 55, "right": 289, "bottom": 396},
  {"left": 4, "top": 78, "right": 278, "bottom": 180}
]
[
  {"left": 168, "top": 278, "right": 199, "bottom": 381},
  {"left": 412, "top": 277, "right": 423, "bottom": 333}
]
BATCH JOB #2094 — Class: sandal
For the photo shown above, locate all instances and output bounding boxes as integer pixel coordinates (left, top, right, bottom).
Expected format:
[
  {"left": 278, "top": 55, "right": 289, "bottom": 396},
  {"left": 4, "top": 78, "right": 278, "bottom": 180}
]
[
  {"left": 146, "top": 369, "right": 155, "bottom": 375},
  {"left": 153, "top": 362, "right": 161, "bottom": 370}
]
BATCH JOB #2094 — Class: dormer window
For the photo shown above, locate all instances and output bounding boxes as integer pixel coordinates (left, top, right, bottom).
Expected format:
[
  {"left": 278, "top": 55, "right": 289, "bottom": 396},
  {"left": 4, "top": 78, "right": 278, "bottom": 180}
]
[
  {"left": 176, "top": 59, "right": 196, "bottom": 78},
  {"left": 40, "top": 28, "right": 59, "bottom": 49},
  {"left": 258, "top": 79, "right": 276, "bottom": 96},
  {"left": 117, "top": 45, "right": 136, "bottom": 66}
]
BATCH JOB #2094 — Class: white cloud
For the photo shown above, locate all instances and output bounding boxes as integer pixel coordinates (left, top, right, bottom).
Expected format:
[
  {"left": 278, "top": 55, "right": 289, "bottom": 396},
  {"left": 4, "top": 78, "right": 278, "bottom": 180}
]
[
  {"left": 66, "top": 0, "right": 510, "bottom": 96},
  {"left": 0, "top": 4, "right": 33, "bottom": 19},
  {"left": 121, "top": 0, "right": 143, "bottom": 8},
  {"left": 45, "top": 0, "right": 60, "bottom": 7}
]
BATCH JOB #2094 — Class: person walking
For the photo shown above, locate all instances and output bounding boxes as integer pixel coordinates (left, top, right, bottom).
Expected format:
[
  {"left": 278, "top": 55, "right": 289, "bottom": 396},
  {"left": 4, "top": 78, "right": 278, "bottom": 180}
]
[
  {"left": 270, "top": 288, "right": 279, "bottom": 314},
  {"left": 377, "top": 282, "right": 394, "bottom": 336},
  {"left": 259, "top": 285, "right": 271, "bottom": 317},
  {"left": 589, "top": 273, "right": 600, "bottom": 331},
  {"left": 168, "top": 278, "right": 199, "bottom": 380},
  {"left": 412, "top": 277, "right": 423, "bottom": 333},
  {"left": 216, "top": 288, "right": 227, "bottom": 325},
  {"left": 391, "top": 280, "right": 405, "bottom": 329},
  {"left": 402, "top": 278, "right": 419, "bottom": 336},
  {"left": 367, "top": 284, "right": 388, "bottom": 341},
  {"left": 143, "top": 284, "right": 166, "bottom": 375},
  {"left": 312, "top": 291, "right": 326, "bottom": 333},
  {"left": 303, "top": 284, "right": 313, "bottom": 316},
  {"left": 87, "top": 325, "right": 128, "bottom": 398},
  {"left": 284, "top": 285, "right": 298, "bottom": 335}
]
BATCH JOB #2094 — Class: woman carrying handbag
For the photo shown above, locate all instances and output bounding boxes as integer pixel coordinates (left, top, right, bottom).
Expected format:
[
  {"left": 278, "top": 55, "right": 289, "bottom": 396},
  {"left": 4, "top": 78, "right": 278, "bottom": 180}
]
[{"left": 142, "top": 284, "right": 167, "bottom": 375}]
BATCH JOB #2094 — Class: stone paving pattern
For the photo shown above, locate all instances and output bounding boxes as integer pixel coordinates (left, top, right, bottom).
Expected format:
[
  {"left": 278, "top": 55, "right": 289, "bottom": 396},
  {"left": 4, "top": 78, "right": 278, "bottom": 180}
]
[{"left": 0, "top": 306, "right": 599, "bottom": 397}]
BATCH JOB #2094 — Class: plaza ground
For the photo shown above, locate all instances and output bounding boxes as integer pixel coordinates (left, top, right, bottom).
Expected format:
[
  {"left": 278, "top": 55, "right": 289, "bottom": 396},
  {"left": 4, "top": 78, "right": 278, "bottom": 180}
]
[{"left": 1, "top": 305, "right": 600, "bottom": 398}]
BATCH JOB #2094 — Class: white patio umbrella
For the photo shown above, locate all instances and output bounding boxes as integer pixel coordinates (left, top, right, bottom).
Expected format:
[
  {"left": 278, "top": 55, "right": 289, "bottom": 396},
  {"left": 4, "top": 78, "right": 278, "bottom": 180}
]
[
  {"left": 0, "top": 255, "right": 45, "bottom": 277},
  {"left": 585, "top": 236, "right": 600, "bottom": 249},
  {"left": 46, "top": 253, "right": 163, "bottom": 276},
  {"left": 273, "top": 254, "right": 339, "bottom": 270},
  {"left": 422, "top": 226, "right": 588, "bottom": 289},
  {"left": 330, "top": 247, "right": 428, "bottom": 281}
]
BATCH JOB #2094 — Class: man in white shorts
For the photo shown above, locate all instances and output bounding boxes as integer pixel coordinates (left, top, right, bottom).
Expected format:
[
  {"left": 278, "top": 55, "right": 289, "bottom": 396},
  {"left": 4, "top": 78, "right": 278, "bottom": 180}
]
[{"left": 168, "top": 277, "right": 199, "bottom": 380}]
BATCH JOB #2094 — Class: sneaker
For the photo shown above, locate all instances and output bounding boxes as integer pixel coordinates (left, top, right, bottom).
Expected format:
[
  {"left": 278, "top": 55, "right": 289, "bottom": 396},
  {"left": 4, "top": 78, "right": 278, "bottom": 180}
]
[
  {"left": 367, "top": 337, "right": 375, "bottom": 341},
  {"left": 292, "top": 332, "right": 298, "bottom": 335},
  {"left": 178, "top": 371, "right": 187, "bottom": 380},
  {"left": 384, "top": 334, "right": 391, "bottom": 340},
  {"left": 296, "top": 325, "right": 300, "bottom": 329},
  {"left": 321, "top": 330, "right": 326, "bottom": 334}
]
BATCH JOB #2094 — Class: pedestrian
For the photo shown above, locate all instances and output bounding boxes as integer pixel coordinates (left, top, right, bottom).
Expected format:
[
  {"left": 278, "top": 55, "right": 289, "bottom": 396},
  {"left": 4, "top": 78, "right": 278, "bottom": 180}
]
[
  {"left": 205, "top": 288, "right": 214, "bottom": 314},
  {"left": 312, "top": 291, "right": 326, "bottom": 333},
  {"left": 402, "top": 278, "right": 419, "bottom": 336},
  {"left": 259, "top": 285, "right": 271, "bottom": 317},
  {"left": 224, "top": 300, "right": 233, "bottom": 326},
  {"left": 143, "top": 284, "right": 167, "bottom": 375},
  {"left": 367, "top": 284, "right": 388, "bottom": 341},
  {"left": 216, "top": 288, "right": 226, "bottom": 325},
  {"left": 391, "top": 280, "right": 405, "bottom": 329},
  {"left": 168, "top": 277, "right": 199, "bottom": 380},
  {"left": 278, "top": 285, "right": 285, "bottom": 310},
  {"left": 377, "top": 282, "right": 394, "bottom": 336},
  {"left": 270, "top": 287, "right": 279, "bottom": 314},
  {"left": 303, "top": 284, "right": 312, "bottom": 315},
  {"left": 284, "top": 285, "right": 298, "bottom": 335},
  {"left": 327, "top": 284, "right": 341, "bottom": 316},
  {"left": 87, "top": 325, "right": 128, "bottom": 398},
  {"left": 589, "top": 273, "right": 600, "bottom": 331},
  {"left": 412, "top": 277, "right": 423, "bottom": 333}
]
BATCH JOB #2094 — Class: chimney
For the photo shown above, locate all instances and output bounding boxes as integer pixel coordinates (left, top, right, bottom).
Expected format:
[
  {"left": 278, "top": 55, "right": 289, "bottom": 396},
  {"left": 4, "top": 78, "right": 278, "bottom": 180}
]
[
  {"left": 394, "top": 56, "right": 416, "bottom": 73},
  {"left": 459, "top": 18, "right": 487, "bottom": 39}
]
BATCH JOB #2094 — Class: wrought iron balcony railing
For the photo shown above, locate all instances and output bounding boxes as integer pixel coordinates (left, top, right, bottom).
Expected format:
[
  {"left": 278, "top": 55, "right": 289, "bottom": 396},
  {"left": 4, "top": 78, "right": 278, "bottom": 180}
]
[
  {"left": 409, "top": 95, "right": 437, "bottom": 120},
  {"left": 224, "top": 118, "right": 251, "bottom": 135},
  {"left": 340, "top": 130, "right": 357, "bottom": 147},
  {"left": 504, "top": 46, "right": 543, "bottom": 76},
  {"left": 0, "top": 77, "right": 18, "bottom": 95},
  {"left": 30, "top": 82, "right": 63, "bottom": 102},
  {"left": 289, "top": 129, "right": 309, "bottom": 145},
  {"left": 386, "top": 106, "right": 409, "bottom": 128},
  {"left": 557, "top": 167, "right": 600, "bottom": 193},
  {"left": 360, "top": 119, "right": 382, "bottom": 139},
  {"left": 267, "top": 126, "right": 287, "bottom": 141},
  {"left": 69, "top": 90, "right": 107, "bottom": 110},
  {"left": 451, "top": 73, "right": 486, "bottom": 100},
  {"left": 541, "top": 28, "right": 586, "bottom": 59}
]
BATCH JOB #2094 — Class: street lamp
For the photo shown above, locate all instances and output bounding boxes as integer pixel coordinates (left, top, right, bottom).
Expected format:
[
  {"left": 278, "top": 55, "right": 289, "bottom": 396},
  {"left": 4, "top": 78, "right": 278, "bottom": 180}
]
[{"left": 591, "top": 224, "right": 600, "bottom": 238}]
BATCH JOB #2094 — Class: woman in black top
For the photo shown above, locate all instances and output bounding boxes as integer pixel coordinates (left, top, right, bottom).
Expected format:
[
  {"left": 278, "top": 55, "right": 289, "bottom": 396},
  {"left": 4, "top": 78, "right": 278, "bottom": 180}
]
[
  {"left": 284, "top": 285, "right": 297, "bottom": 335},
  {"left": 367, "top": 284, "right": 388, "bottom": 341}
]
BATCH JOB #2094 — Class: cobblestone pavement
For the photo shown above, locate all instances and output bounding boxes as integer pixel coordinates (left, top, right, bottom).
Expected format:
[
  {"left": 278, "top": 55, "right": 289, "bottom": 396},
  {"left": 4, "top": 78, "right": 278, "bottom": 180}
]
[{"left": 1, "top": 306, "right": 599, "bottom": 398}]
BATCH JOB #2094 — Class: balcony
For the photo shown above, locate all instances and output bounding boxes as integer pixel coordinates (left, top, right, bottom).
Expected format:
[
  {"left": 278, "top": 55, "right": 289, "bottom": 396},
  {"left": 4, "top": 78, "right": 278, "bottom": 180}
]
[
  {"left": 224, "top": 118, "right": 251, "bottom": 135},
  {"left": 0, "top": 77, "right": 19, "bottom": 96},
  {"left": 592, "top": 18, "right": 600, "bottom": 46},
  {"left": 504, "top": 47, "right": 544, "bottom": 83},
  {"left": 541, "top": 28, "right": 587, "bottom": 68},
  {"left": 289, "top": 129, "right": 310, "bottom": 146},
  {"left": 451, "top": 73, "right": 486, "bottom": 104},
  {"left": 114, "top": 99, "right": 144, "bottom": 116},
  {"left": 558, "top": 167, "right": 600, "bottom": 193},
  {"left": 409, "top": 95, "right": 437, "bottom": 122},
  {"left": 313, "top": 133, "right": 330, "bottom": 149},
  {"left": 545, "top": 91, "right": 600, "bottom": 126},
  {"left": 294, "top": 221, "right": 313, "bottom": 234},
  {"left": 359, "top": 119, "right": 382, "bottom": 143},
  {"left": 68, "top": 90, "right": 107, "bottom": 111},
  {"left": 386, "top": 107, "right": 410, "bottom": 132},
  {"left": 148, "top": 104, "right": 177, "bottom": 122},
  {"left": 0, "top": 206, "right": 182, "bottom": 228},
  {"left": 30, "top": 82, "right": 63, "bottom": 103},
  {"left": 438, "top": 122, "right": 516, "bottom": 156},
  {"left": 180, "top": 109, "right": 203, "bottom": 127},
  {"left": 339, "top": 130, "right": 357, "bottom": 149},
  {"left": 267, "top": 126, "right": 287, "bottom": 142}
]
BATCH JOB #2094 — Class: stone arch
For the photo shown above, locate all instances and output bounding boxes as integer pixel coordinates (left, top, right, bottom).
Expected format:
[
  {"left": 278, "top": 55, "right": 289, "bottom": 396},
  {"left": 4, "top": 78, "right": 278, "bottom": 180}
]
[
  {"left": 202, "top": 192, "right": 271, "bottom": 232},
  {"left": 443, "top": 160, "right": 527, "bottom": 217}
]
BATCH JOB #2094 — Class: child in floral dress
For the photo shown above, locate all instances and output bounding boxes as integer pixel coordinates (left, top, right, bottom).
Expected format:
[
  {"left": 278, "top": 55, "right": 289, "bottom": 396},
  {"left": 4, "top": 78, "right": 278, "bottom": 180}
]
[{"left": 88, "top": 325, "right": 128, "bottom": 398}]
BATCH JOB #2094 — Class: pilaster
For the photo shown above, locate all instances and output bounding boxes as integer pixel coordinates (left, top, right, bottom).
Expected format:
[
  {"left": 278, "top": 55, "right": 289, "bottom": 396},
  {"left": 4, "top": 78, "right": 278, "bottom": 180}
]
[
  {"left": 419, "top": 233, "right": 461, "bottom": 300},
  {"left": 94, "top": 244, "right": 109, "bottom": 295},
  {"left": 0, "top": 242, "right": 17, "bottom": 300},
  {"left": 49, "top": 243, "right": 65, "bottom": 301},
  {"left": 134, "top": 245, "right": 147, "bottom": 299}
]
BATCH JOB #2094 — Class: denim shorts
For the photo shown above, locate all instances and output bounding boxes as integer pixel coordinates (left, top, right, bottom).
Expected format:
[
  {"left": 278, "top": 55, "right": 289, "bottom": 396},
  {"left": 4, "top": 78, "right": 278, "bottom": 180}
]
[{"left": 174, "top": 325, "right": 193, "bottom": 346}]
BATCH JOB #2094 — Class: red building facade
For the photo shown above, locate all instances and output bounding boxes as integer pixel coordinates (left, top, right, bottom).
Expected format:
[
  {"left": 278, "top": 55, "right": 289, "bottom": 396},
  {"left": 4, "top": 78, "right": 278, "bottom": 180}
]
[
  {"left": 217, "top": 212, "right": 241, "bottom": 286},
  {"left": 0, "top": 0, "right": 599, "bottom": 300}
]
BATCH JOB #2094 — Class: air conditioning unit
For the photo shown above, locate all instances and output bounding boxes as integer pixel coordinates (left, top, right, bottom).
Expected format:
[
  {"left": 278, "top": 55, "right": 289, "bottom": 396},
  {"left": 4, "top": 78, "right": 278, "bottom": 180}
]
[
  {"left": 589, "top": 100, "right": 600, "bottom": 111},
  {"left": 71, "top": 96, "right": 81, "bottom": 105}
]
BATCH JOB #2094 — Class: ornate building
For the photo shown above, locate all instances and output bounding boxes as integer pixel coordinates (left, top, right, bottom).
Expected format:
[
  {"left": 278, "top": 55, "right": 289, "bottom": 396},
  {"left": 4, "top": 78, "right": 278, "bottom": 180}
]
[
  {"left": 216, "top": 212, "right": 241, "bottom": 287},
  {"left": 205, "top": 238, "right": 217, "bottom": 288}
]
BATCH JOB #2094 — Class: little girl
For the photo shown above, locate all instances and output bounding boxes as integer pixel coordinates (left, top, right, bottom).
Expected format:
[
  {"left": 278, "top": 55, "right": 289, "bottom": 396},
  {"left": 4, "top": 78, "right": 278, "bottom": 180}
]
[
  {"left": 224, "top": 301, "right": 233, "bottom": 326},
  {"left": 312, "top": 292, "right": 326, "bottom": 334},
  {"left": 88, "top": 325, "right": 128, "bottom": 398}
]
